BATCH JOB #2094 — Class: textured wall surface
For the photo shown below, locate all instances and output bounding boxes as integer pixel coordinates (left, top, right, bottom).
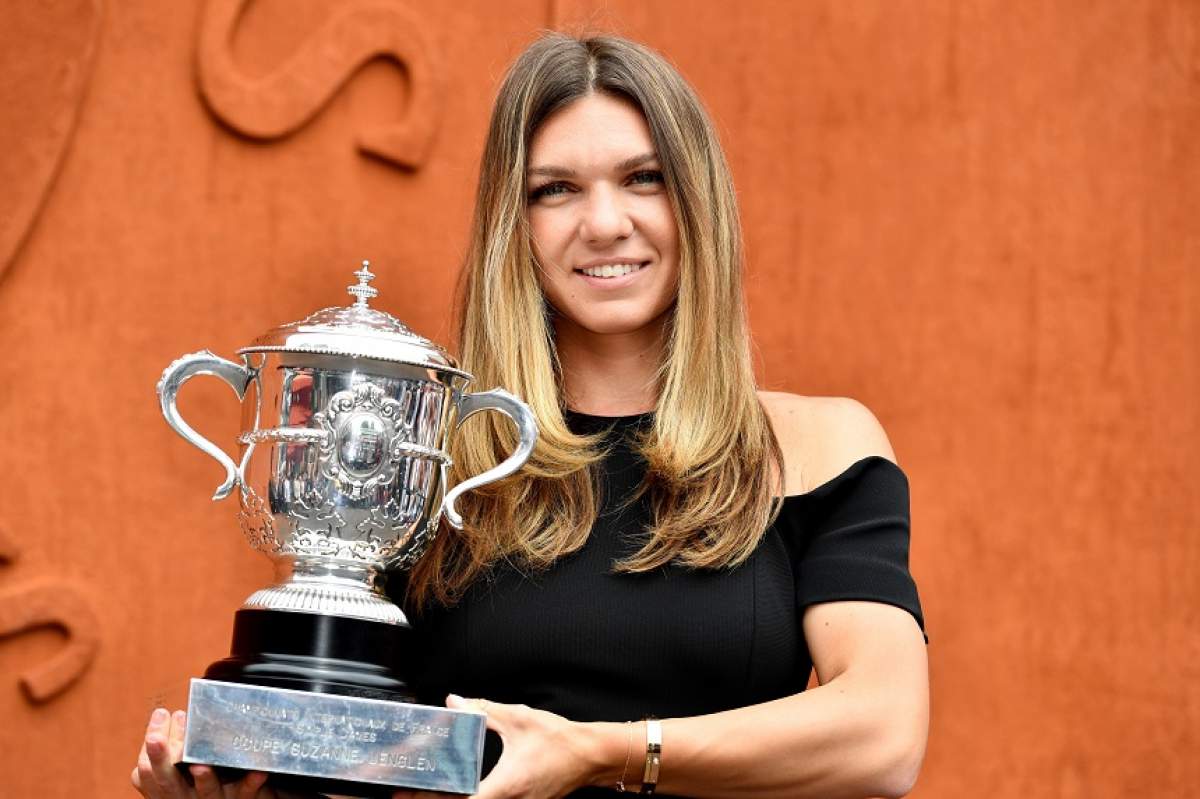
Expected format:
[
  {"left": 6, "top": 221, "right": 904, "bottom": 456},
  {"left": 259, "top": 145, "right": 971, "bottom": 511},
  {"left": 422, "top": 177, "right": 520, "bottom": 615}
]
[{"left": 0, "top": 1, "right": 1196, "bottom": 796}]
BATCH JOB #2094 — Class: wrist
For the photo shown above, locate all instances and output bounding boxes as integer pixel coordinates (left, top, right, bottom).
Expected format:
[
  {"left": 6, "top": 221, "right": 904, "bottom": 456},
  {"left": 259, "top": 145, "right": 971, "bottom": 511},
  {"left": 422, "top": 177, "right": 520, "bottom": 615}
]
[{"left": 577, "top": 721, "right": 632, "bottom": 789}]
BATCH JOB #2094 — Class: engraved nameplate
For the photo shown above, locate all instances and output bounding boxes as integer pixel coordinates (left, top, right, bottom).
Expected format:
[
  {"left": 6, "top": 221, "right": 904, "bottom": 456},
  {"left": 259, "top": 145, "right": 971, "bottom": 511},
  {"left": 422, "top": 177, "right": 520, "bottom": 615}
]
[{"left": 182, "top": 679, "right": 486, "bottom": 794}]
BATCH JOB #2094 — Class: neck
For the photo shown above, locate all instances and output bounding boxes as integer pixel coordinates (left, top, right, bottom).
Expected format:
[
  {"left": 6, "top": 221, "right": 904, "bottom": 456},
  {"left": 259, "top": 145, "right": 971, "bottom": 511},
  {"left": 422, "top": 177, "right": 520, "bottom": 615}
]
[{"left": 554, "top": 316, "right": 667, "bottom": 416}]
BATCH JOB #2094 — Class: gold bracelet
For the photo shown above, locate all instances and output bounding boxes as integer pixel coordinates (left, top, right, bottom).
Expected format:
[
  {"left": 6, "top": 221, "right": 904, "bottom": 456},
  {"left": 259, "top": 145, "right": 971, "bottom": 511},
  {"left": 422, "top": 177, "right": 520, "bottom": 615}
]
[
  {"left": 616, "top": 720, "right": 634, "bottom": 792},
  {"left": 640, "top": 718, "right": 662, "bottom": 794}
]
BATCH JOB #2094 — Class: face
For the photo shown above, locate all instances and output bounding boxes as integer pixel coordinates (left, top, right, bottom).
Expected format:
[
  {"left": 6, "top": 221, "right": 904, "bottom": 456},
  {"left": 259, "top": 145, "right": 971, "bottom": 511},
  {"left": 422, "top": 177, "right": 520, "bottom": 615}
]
[{"left": 525, "top": 93, "right": 680, "bottom": 339}]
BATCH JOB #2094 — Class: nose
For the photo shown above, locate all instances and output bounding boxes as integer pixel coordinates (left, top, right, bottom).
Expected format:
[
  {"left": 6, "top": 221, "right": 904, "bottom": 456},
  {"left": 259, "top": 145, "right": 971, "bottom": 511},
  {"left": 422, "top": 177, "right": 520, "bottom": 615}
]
[{"left": 578, "top": 184, "right": 633, "bottom": 245}]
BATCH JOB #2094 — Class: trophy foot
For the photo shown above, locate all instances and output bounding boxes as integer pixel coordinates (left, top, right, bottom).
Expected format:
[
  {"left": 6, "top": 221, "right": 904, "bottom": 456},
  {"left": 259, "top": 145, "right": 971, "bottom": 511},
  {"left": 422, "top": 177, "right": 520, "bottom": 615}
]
[{"left": 204, "top": 608, "right": 415, "bottom": 701}]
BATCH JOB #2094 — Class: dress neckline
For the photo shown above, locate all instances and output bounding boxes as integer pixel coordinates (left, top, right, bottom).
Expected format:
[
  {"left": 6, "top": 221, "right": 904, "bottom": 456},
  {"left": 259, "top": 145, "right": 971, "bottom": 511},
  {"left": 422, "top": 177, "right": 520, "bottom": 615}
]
[
  {"left": 563, "top": 408, "right": 655, "bottom": 421},
  {"left": 563, "top": 408, "right": 655, "bottom": 435},
  {"left": 780, "top": 455, "right": 902, "bottom": 502}
]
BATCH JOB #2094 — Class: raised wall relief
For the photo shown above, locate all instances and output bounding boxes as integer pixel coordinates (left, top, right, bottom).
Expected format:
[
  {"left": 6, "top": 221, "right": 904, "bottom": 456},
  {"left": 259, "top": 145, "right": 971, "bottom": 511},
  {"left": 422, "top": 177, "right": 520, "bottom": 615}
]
[
  {"left": 0, "top": 528, "right": 100, "bottom": 703},
  {"left": 0, "top": 0, "right": 102, "bottom": 278},
  {"left": 196, "top": 0, "right": 444, "bottom": 169}
]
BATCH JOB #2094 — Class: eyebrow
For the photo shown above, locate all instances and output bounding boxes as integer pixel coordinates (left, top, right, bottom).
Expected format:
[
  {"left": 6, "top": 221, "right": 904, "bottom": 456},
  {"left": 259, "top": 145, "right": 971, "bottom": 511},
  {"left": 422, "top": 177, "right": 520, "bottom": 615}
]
[{"left": 527, "top": 152, "right": 659, "bottom": 178}]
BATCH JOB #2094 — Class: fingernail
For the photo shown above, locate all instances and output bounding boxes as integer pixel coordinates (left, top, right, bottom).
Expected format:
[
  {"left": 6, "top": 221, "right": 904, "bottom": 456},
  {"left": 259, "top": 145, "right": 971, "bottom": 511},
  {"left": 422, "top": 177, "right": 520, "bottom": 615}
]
[
  {"left": 447, "top": 693, "right": 464, "bottom": 702},
  {"left": 173, "top": 710, "right": 187, "bottom": 727},
  {"left": 151, "top": 708, "right": 168, "bottom": 724}
]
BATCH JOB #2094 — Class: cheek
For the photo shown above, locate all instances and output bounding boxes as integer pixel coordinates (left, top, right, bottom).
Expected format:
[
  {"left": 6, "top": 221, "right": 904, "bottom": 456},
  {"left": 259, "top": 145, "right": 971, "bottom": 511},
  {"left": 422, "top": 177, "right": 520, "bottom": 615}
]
[
  {"left": 527, "top": 210, "right": 573, "bottom": 267},
  {"left": 639, "top": 199, "right": 679, "bottom": 259},
  {"left": 533, "top": 257, "right": 573, "bottom": 312}
]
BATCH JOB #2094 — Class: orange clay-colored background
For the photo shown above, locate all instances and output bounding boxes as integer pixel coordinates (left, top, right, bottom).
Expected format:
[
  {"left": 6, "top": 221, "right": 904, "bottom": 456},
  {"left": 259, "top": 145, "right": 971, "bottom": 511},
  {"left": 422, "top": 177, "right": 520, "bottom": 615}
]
[{"left": 1, "top": 1, "right": 1197, "bottom": 796}]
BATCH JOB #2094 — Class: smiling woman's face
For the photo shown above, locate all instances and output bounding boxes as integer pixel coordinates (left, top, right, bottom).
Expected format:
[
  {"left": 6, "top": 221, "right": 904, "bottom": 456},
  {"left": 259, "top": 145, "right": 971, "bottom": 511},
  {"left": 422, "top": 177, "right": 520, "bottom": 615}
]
[{"left": 525, "top": 93, "right": 680, "bottom": 339}]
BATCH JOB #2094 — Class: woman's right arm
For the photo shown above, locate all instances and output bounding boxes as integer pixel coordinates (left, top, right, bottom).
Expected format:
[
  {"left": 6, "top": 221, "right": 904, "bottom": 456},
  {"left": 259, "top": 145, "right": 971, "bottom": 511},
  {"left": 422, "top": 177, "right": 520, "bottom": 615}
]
[{"left": 131, "top": 708, "right": 273, "bottom": 799}]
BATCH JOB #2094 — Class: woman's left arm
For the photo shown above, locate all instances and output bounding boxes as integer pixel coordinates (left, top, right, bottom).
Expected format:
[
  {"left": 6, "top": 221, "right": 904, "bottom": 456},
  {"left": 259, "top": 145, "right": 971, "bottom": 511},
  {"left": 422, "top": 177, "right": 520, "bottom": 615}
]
[
  {"left": 616, "top": 395, "right": 929, "bottom": 797},
  {"left": 432, "top": 599, "right": 927, "bottom": 799},
  {"left": 628, "top": 599, "right": 928, "bottom": 798}
]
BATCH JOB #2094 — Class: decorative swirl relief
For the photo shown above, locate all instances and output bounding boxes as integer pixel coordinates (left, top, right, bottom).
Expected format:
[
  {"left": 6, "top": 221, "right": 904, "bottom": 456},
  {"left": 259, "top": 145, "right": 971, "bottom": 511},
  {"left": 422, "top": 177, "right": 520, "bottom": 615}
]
[
  {"left": 196, "top": 0, "right": 444, "bottom": 169},
  {"left": 0, "top": 0, "right": 103, "bottom": 277},
  {"left": 239, "top": 481, "right": 428, "bottom": 564},
  {"left": 0, "top": 527, "right": 100, "bottom": 703},
  {"left": 238, "top": 485, "right": 281, "bottom": 554}
]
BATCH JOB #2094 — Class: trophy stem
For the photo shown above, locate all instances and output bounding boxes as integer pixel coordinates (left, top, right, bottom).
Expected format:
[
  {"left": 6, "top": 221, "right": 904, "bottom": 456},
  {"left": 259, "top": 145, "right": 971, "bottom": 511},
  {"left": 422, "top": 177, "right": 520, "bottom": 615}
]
[{"left": 241, "top": 556, "right": 408, "bottom": 626}]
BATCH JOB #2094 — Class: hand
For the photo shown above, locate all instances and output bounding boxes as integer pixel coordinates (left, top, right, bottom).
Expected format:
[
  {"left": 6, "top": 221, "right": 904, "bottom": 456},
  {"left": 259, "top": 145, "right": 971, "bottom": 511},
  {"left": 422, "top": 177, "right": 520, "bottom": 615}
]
[
  {"left": 131, "top": 707, "right": 276, "bottom": 799},
  {"left": 392, "top": 695, "right": 605, "bottom": 799}
]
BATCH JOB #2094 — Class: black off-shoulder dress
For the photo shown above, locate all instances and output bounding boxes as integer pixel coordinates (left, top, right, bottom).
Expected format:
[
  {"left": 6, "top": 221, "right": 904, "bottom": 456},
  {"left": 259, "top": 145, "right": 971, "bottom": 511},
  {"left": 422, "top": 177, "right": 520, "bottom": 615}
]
[{"left": 394, "top": 410, "right": 926, "bottom": 796}]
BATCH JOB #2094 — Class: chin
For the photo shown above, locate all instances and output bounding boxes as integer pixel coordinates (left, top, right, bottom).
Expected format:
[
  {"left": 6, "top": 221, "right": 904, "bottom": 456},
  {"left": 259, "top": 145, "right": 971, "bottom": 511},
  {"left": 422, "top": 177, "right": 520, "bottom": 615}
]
[
  {"left": 583, "top": 320, "right": 658, "bottom": 336},
  {"left": 560, "top": 306, "right": 674, "bottom": 338}
]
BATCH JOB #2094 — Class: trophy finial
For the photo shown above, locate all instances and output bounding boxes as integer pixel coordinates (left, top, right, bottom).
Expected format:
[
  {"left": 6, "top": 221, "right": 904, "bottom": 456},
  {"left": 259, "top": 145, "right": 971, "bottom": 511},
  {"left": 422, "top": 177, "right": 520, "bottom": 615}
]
[{"left": 348, "top": 260, "right": 378, "bottom": 307}]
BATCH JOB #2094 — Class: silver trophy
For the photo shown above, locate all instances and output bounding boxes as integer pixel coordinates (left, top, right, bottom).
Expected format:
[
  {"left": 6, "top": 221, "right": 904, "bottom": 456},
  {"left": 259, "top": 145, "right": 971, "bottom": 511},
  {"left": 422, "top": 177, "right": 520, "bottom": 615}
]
[{"left": 156, "top": 263, "right": 537, "bottom": 796}]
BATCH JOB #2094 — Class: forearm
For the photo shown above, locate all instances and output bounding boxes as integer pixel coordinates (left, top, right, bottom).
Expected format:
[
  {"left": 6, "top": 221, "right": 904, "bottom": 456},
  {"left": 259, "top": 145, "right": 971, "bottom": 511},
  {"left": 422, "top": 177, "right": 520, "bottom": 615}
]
[{"left": 580, "top": 677, "right": 927, "bottom": 799}]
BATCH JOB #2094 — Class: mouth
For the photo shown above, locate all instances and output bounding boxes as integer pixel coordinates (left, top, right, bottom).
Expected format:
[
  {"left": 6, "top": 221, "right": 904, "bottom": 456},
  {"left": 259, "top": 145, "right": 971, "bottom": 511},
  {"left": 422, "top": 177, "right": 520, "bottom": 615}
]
[{"left": 573, "top": 261, "right": 650, "bottom": 280}]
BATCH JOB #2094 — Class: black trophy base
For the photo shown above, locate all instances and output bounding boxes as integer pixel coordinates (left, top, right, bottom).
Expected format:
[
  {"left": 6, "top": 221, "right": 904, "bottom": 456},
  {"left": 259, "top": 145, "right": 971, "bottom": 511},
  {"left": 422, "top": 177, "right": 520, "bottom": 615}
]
[
  {"left": 179, "top": 608, "right": 479, "bottom": 798},
  {"left": 204, "top": 607, "right": 415, "bottom": 702}
]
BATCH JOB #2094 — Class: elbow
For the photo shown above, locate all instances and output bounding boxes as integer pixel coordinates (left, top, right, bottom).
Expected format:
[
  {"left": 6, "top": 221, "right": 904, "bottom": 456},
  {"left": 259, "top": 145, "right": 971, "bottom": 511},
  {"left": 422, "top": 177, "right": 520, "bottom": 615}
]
[
  {"left": 865, "top": 727, "right": 927, "bottom": 799},
  {"left": 873, "top": 753, "right": 923, "bottom": 798}
]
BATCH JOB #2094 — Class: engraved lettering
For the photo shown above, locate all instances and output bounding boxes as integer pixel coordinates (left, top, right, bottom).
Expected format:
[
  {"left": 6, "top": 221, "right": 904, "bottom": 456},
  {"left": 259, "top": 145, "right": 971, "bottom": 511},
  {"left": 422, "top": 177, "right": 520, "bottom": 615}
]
[
  {"left": 289, "top": 742, "right": 365, "bottom": 764},
  {"left": 289, "top": 713, "right": 379, "bottom": 742},
  {"left": 230, "top": 735, "right": 293, "bottom": 756},
  {"left": 390, "top": 720, "right": 452, "bottom": 737},
  {"left": 233, "top": 702, "right": 298, "bottom": 722},
  {"left": 366, "top": 750, "right": 438, "bottom": 771}
]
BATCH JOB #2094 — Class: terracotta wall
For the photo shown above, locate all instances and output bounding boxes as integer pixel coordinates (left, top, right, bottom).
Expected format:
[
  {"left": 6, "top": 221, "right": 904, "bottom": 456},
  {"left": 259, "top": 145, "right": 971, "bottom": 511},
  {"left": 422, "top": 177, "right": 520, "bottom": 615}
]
[{"left": 1, "top": 1, "right": 1196, "bottom": 796}]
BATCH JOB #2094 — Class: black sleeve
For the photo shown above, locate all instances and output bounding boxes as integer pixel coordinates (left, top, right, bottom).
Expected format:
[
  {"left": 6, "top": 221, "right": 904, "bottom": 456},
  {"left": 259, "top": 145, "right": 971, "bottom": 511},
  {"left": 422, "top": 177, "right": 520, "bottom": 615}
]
[{"left": 786, "top": 456, "right": 927, "bottom": 641}]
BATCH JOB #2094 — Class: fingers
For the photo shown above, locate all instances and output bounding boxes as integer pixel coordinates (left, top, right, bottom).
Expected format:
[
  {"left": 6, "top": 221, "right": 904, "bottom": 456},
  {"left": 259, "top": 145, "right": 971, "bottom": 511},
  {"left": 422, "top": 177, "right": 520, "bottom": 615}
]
[
  {"left": 134, "top": 708, "right": 166, "bottom": 795},
  {"left": 446, "top": 693, "right": 501, "bottom": 714},
  {"left": 445, "top": 693, "right": 477, "bottom": 712},
  {"left": 168, "top": 710, "right": 187, "bottom": 760},
  {"left": 448, "top": 694, "right": 521, "bottom": 739},
  {"left": 135, "top": 710, "right": 272, "bottom": 799},
  {"left": 190, "top": 765, "right": 270, "bottom": 799},
  {"left": 131, "top": 762, "right": 152, "bottom": 796},
  {"left": 235, "top": 771, "right": 268, "bottom": 799},
  {"left": 190, "top": 765, "right": 222, "bottom": 799},
  {"left": 447, "top": 694, "right": 498, "bottom": 723},
  {"left": 137, "top": 707, "right": 184, "bottom": 798}
]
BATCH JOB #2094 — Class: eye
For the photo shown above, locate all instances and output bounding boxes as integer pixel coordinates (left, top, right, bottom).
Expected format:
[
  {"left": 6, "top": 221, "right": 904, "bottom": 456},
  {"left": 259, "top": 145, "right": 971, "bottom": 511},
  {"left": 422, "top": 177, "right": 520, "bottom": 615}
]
[
  {"left": 627, "top": 169, "right": 664, "bottom": 187},
  {"left": 528, "top": 181, "right": 572, "bottom": 202}
]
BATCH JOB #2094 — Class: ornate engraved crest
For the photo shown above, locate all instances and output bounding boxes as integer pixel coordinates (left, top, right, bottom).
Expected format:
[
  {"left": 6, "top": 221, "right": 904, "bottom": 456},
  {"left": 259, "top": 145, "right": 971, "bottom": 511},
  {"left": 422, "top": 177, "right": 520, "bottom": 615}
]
[{"left": 313, "top": 383, "right": 414, "bottom": 499}]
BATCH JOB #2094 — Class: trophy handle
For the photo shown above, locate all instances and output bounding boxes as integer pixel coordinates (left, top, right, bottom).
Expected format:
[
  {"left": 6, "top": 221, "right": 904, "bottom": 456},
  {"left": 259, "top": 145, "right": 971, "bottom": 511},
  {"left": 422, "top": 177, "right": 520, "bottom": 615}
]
[
  {"left": 442, "top": 389, "right": 538, "bottom": 529},
  {"left": 157, "top": 350, "right": 254, "bottom": 501}
]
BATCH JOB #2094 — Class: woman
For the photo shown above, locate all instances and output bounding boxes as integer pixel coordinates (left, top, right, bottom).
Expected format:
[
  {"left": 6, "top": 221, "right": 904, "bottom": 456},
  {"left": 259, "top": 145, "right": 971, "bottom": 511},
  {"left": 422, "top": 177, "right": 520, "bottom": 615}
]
[{"left": 133, "top": 32, "right": 928, "bottom": 799}]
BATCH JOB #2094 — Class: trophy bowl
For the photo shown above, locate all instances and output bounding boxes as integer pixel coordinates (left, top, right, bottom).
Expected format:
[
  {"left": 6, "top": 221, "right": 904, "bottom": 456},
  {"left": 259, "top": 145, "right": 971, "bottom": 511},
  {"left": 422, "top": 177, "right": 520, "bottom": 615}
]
[{"left": 155, "top": 263, "right": 537, "bottom": 796}]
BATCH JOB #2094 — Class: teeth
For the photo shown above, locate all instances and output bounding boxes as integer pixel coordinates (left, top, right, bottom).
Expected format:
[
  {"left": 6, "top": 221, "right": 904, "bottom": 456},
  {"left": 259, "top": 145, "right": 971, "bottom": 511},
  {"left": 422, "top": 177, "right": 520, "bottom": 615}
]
[{"left": 581, "top": 262, "right": 645, "bottom": 278}]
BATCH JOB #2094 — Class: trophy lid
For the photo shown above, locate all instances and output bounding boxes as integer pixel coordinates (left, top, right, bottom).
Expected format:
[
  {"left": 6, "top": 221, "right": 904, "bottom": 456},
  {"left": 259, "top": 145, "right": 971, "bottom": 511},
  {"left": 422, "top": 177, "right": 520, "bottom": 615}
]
[{"left": 238, "top": 262, "right": 470, "bottom": 379}]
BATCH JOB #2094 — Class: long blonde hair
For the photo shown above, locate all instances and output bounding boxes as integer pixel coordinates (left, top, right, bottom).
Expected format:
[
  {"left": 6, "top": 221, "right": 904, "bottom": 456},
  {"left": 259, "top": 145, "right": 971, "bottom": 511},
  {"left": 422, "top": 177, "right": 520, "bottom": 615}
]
[{"left": 407, "top": 32, "right": 782, "bottom": 607}]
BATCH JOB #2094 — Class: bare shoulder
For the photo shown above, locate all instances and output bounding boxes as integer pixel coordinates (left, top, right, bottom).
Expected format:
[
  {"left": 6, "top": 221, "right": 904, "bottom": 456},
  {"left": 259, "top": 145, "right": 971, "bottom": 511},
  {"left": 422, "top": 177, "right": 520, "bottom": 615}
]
[{"left": 758, "top": 391, "right": 897, "bottom": 495}]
